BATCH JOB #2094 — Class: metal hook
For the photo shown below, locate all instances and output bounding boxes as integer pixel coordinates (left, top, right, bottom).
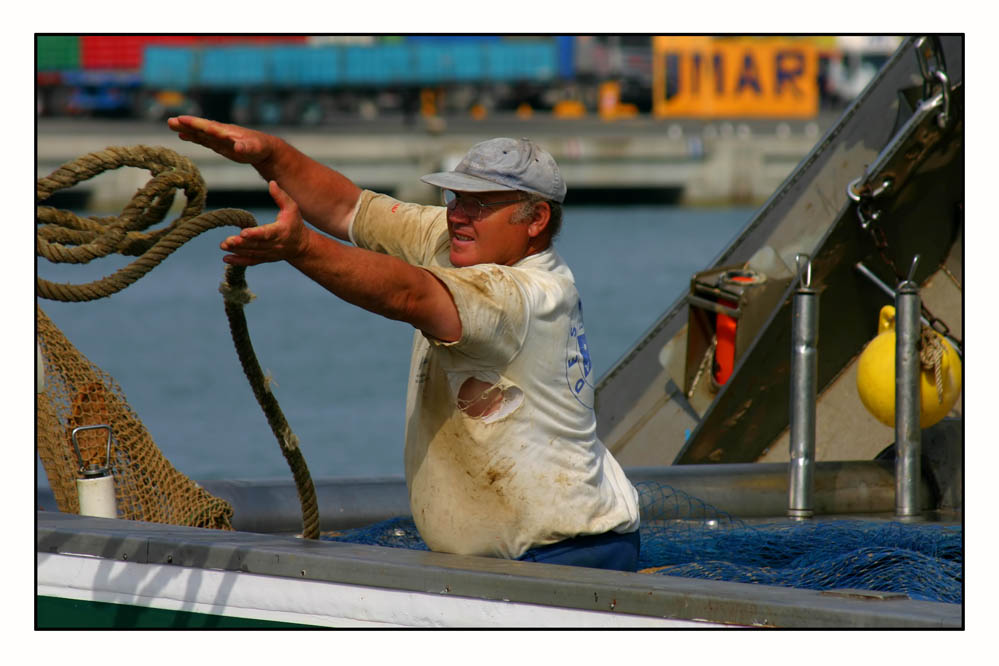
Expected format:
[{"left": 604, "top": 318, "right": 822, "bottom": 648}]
[
  {"left": 906, "top": 254, "right": 921, "bottom": 283},
  {"left": 914, "top": 36, "right": 934, "bottom": 82},
  {"left": 846, "top": 178, "right": 863, "bottom": 202},
  {"left": 933, "top": 69, "right": 950, "bottom": 128},
  {"left": 915, "top": 36, "right": 947, "bottom": 92},
  {"left": 795, "top": 253, "right": 812, "bottom": 289},
  {"left": 70, "top": 424, "right": 113, "bottom": 476},
  {"left": 847, "top": 179, "right": 885, "bottom": 231}
]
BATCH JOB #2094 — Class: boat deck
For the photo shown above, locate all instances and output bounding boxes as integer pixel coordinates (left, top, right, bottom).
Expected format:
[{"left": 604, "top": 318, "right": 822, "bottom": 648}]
[{"left": 37, "top": 510, "right": 961, "bottom": 628}]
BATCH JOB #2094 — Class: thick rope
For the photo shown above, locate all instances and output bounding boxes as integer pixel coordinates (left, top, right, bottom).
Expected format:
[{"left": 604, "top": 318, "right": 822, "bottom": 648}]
[
  {"left": 221, "top": 265, "right": 320, "bottom": 538},
  {"left": 37, "top": 145, "right": 321, "bottom": 539}
]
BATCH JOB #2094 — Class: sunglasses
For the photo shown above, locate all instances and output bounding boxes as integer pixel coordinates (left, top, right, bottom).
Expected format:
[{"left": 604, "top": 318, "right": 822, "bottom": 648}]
[{"left": 442, "top": 190, "right": 527, "bottom": 217}]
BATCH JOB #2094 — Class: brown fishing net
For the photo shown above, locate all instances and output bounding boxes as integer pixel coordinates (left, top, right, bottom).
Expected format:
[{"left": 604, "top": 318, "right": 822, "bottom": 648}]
[{"left": 36, "top": 306, "right": 234, "bottom": 529}]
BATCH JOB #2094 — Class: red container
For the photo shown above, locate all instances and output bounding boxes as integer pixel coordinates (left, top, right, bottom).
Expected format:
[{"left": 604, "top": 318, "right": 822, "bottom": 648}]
[
  {"left": 712, "top": 272, "right": 761, "bottom": 386},
  {"left": 80, "top": 36, "right": 126, "bottom": 69},
  {"left": 80, "top": 36, "right": 194, "bottom": 69},
  {"left": 79, "top": 35, "right": 308, "bottom": 69}
]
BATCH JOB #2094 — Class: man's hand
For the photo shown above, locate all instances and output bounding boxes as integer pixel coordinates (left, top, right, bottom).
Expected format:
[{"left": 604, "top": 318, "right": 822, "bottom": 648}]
[
  {"left": 168, "top": 114, "right": 359, "bottom": 241},
  {"left": 221, "top": 181, "right": 312, "bottom": 266},
  {"left": 167, "top": 115, "right": 274, "bottom": 165},
  {"left": 222, "top": 184, "right": 460, "bottom": 341}
]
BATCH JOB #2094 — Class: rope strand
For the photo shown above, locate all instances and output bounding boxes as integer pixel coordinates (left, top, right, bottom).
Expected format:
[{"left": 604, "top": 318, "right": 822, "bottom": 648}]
[{"left": 920, "top": 326, "right": 945, "bottom": 404}]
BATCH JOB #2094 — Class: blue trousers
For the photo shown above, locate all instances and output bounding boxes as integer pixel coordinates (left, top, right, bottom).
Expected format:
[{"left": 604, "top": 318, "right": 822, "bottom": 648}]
[{"left": 517, "top": 530, "right": 640, "bottom": 572}]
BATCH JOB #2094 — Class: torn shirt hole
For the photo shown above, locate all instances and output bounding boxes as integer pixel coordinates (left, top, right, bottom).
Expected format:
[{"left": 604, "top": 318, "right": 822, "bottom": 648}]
[{"left": 454, "top": 374, "right": 524, "bottom": 423}]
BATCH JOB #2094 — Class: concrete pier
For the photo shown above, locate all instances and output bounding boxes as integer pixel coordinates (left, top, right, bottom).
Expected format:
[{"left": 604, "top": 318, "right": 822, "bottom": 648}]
[{"left": 37, "top": 116, "right": 829, "bottom": 210}]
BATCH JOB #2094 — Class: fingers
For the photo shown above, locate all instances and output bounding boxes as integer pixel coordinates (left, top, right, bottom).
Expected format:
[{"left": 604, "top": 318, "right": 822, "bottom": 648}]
[
  {"left": 268, "top": 180, "right": 300, "bottom": 217},
  {"left": 169, "top": 115, "right": 224, "bottom": 135},
  {"left": 222, "top": 253, "right": 264, "bottom": 267},
  {"left": 269, "top": 179, "right": 290, "bottom": 206},
  {"left": 167, "top": 116, "right": 230, "bottom": 152},
  {"left": 220, "top": 226, "right": 276, "bottom": 252},
  {"left": 218, "top": 186, "right": 305, "bottom": 265},
  {"left": 167, "top": 115, "right": 268, "bottom": 164},
  {"left": 234, "top": 224, "right": 279, "bottom": 244},
  {"left": 167, "top": 115, "right": 221, "bottom": 140},
  {"left": 219, "top": 232, "right": 274, "bottom": 267}
]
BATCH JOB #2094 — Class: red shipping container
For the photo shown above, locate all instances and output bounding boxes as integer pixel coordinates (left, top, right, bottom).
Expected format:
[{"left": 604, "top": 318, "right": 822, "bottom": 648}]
[
  {"left": 80, "top": 36, "right": 193, "bottom": 69},
  {"left": 80, "top": 35, "right": 307, "bottom": 69},
  {"left": 81, "top": 36, "right": 135, "bottom": 69}
]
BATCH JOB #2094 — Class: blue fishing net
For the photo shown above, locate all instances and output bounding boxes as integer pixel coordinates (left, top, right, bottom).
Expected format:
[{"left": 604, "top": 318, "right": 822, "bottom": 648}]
[
  {"left": 321, "top": 480, "right": 962, "bottom": 604},
  {"left": 324, "top": 515, "right": 430, "bottom": 551}
]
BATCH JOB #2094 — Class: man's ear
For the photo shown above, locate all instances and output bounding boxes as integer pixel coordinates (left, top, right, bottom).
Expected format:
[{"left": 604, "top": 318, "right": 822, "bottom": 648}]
[{"left": 526, "top": 201, "right": 551, "bottom": 239}]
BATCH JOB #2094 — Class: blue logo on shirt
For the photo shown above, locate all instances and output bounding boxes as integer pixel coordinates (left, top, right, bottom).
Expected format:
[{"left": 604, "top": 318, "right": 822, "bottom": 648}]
[{"left": 566, "top": 299, "right": 594, "bottom": 408}]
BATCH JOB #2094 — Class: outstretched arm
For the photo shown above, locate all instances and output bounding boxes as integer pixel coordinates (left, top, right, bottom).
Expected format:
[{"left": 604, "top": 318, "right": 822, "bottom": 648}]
[
  {"left": 167, "top": 115, "right": 361, "bottom": 241},
  {"left": 222, "top": 181, "right": 461, "bottom": 342}
]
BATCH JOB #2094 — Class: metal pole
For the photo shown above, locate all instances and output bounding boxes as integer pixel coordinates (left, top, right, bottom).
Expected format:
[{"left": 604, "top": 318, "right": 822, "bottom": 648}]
[
  {"left": 788, "top": 255, "right": 818, "bottom": 520},
  {"left": 895, "top": 256, "right": 922, "bottom": 519},
  {"left": 175, "top": 461, "right": 926, "bottom": 532}
]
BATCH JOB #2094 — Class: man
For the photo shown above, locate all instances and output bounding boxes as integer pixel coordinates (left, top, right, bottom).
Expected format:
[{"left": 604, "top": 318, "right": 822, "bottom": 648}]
[{"left": 167, "top": 116, "right": 641, "bottom": 570}]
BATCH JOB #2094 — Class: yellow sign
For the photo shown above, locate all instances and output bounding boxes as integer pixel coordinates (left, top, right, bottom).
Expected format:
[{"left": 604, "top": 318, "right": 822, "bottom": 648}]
[{"left": 653, "top": 36, "right": 819, "bottom": 118}]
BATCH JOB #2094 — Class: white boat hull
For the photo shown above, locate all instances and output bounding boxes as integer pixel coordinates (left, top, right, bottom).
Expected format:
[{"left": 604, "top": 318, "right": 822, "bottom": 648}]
[{"left": 38, "top": 552, "right": 717, "bottom": 628}]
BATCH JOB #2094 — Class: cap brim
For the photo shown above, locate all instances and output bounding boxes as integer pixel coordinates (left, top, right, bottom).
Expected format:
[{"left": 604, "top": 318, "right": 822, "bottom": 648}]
[{"left": 420, "top": 171, "right": 518, "bottom": 194}]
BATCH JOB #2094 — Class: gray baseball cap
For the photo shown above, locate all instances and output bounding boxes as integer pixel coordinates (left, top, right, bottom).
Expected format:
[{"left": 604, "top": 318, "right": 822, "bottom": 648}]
[{"left": 420, "top": 137, "right": 566, "bottom": 203}]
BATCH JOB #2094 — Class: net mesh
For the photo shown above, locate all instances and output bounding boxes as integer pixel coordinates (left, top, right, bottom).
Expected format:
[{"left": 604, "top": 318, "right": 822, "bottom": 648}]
[
  {"left": 36, "top": 307, "right": 234, "bottom": 530},
  {"left": 322, "top": 480, "right": 962, "bottom": 604}
]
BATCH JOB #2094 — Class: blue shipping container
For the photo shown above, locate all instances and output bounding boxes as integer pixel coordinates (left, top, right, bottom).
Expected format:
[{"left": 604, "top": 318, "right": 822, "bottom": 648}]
[
  {"left": 142, "top": 47, "right": 197, "bottom": 90},
  {"left": 136, "top": 40, "right": 564, "bottom": 91},
  {"left": 413, "top": 43, "right": 483, "bottom": 84},
  {"left": 200, "top": 47, "right": 269, "bottom": 87},
  {"left": 344, "top": 44, "right": 411, "bottom": 84},
  {"left": 271, "top": 46, "right": 340, "bottom": 86},
  {"left": 485, "top": 41, "right": 556, "bottom": 81}
]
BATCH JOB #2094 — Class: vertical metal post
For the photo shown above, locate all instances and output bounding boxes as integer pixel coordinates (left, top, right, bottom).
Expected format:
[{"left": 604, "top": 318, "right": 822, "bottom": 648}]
[
  {"left": 788, "top": 255, "right": 818, "bottom": 520},
  {"left": 895, "top": 256, "right": 922, "bottom": 519}
]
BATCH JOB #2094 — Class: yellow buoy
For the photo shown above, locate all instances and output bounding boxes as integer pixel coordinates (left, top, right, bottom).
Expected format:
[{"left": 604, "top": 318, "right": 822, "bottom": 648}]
[{"left": 856, "top": 305, "right": 962, "bottom": 428}]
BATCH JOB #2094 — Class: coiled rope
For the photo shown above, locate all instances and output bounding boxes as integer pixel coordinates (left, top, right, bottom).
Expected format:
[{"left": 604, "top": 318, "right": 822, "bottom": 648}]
[{"left": 37, "top": 145, "right": 320, "bottom": 539}]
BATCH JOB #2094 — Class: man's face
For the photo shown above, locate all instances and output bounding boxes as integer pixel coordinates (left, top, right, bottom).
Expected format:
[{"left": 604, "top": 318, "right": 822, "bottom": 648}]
[{"left": 444, "top": 190, "right": 534, "bottom": 267}]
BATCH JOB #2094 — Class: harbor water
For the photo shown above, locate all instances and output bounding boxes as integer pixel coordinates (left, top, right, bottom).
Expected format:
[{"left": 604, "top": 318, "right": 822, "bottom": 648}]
[{"left": 36, "top": 204, "right": 752, "bottom": 488}]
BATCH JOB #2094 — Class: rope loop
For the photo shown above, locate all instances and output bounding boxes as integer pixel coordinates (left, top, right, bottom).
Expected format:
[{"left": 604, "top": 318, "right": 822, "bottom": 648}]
[{"left": 36, "top": 145, "right": 255, "bottom": 301}]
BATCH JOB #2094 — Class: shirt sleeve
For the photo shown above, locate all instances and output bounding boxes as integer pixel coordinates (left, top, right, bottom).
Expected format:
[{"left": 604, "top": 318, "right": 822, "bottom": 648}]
[
  {"left": 423, "top": 264, "right": 529, "bottom": 371},
  {"left": 350, "top": 190, "right": 449, "bottom": 266}
]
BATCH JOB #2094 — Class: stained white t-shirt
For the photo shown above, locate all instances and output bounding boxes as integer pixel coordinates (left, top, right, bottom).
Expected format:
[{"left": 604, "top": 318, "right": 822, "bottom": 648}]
[{"left": 350, "top": 190, "right": 640, "bottom": 559}]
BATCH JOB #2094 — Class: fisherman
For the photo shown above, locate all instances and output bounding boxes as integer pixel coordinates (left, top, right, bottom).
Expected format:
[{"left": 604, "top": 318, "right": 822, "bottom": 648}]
[{"left": 167, "top": 116, "right": 641, "bottom": 571}]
